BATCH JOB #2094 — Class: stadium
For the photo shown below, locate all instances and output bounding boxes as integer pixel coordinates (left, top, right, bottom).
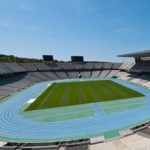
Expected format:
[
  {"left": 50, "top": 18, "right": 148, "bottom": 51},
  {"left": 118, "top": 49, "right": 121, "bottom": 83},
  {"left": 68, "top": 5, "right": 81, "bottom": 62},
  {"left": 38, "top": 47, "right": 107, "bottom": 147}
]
[{"left": 0, "top": 51, "right": 150, "bottom": 150}]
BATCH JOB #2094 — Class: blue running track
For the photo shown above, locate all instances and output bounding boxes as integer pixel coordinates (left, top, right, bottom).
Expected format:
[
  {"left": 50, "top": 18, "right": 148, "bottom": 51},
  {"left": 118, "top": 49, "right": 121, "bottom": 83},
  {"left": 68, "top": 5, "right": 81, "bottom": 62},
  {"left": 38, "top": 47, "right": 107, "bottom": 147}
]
[{"left": 0, "top": 78, "right": 149, "bottom": 143}]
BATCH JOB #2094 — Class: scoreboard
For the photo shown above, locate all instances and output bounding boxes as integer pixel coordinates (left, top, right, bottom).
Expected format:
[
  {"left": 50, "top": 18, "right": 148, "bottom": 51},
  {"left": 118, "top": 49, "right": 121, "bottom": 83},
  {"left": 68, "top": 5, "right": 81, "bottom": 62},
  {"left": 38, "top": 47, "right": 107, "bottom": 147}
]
[
  {"left": 71, "top": 56, "right": 84, "bottom": 62},
  {"left": 43, "top": 55, "right": 53, "bottom": 61}
]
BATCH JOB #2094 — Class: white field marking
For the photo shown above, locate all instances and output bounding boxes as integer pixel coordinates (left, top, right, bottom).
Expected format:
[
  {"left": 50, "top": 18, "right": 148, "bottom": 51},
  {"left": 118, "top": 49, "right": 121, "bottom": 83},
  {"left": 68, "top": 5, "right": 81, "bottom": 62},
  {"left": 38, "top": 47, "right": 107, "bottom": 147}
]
[
  {"left": 27, "top": 98, "right": 36, "bottom": 104},
  {"left": 0, "top": 142, "right": 6, "bottom": 147},
  {"left": 47, "top": 83, "right": 52, "bottom": 87}
]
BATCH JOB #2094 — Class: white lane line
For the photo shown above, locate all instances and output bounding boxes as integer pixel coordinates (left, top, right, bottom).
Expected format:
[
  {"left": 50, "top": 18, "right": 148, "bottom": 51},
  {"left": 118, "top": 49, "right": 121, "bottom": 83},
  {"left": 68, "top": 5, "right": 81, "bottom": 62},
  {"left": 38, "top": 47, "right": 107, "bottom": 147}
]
[
  {"left": 47, "top": 83, "right": 52, "bottom": 87},
  {"left": 27, "top": 98, "right": 36, "bottom": 104}
]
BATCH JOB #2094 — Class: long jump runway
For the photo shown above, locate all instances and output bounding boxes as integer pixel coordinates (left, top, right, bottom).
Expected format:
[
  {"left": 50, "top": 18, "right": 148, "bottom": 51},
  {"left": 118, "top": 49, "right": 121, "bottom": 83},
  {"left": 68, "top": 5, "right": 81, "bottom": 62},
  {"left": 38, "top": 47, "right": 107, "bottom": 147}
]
[{"left": 0, "top": 78, "right": 150, "bottom": 143}]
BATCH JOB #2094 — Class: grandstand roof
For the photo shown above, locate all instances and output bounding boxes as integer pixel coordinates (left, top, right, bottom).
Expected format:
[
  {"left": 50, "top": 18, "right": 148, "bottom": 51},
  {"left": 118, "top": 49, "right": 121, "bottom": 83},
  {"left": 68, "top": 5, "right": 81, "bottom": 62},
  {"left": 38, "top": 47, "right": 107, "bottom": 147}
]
[{"left": 118, "top": 50, "right": 150, "bottom": 57}]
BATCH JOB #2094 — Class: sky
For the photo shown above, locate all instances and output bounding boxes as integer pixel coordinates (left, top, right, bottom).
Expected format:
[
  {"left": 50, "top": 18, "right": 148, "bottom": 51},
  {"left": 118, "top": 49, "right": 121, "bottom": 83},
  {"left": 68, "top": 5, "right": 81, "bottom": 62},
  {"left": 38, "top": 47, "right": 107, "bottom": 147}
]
[{"left": 0, "top": 0, "right": 150, "bottom": 62}]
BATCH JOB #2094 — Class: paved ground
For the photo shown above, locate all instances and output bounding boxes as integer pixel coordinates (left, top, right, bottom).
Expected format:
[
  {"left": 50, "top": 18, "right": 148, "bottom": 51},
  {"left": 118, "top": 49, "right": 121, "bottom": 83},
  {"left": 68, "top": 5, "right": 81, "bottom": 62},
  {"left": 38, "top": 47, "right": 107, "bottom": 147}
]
[{"left": 90, "top": 134, "right": 150, "bottom": 150}]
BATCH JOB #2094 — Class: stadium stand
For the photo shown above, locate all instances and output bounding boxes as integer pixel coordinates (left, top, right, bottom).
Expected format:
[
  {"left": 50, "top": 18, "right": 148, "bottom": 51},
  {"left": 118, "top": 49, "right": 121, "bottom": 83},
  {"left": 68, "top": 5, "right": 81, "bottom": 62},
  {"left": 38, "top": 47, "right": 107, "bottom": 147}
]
[
  {"left": 94, "top": 62, "right": 103, "bottom": 69},
  {"left": 61, "top": 63, "right": 73, "bottom": 70},
  {"left": 65, "top": 139, "right": 89, "bottom": 150},
  {"left": 0, "top": 142, "right": 22, "bottom": 150},
  {"left": 2, "top": 63, "right": 26, "bottom": 73},
  {"left": 106, "top": 70, "right": 119, "bottom": 78},
  {"left": 72, "top": 62, "right": 84, "bottom": 70},
  {"left": 19, "top": 63, "right": 38, "bottom": 71},
  {"left": 112, "top": 62, "right": 122, "bottom": 70},
  {"left": 1, "top": 60, "right": 150, "bottom": 103},
  {"left": 130, "top": 62, "right": 150, "bottom": 72},
  {"left": 48, "top": 63, "right": 63, "bottom": 71},
  {"left": 91, "top": 70, "right": 101, "bottom": 78},
  {"left": 0, "top": 63, "right": 12, "bottom": 74},
  {"left": 34, "top": 63, "right": 50, "bottom": 71},
  {"left": 21, "top": 142, "right": 60, "bottom": 150},
  {"left": 102, "top": 62, "right": 113, "bottom": 69},
  {"left": 82, "top": 62, "right": 95, "bottom": 70},
  {"left": 79, "top": 71, "right": 91, "bottom": 78},
  {"left": 137, "top": 127, "right": 150, "bottom": 139},
  {"left": 99, "top": 70, "right": 111, "bottom": 77},
  {"left": 119, "top": 63, "right": 134, "bottom": 71},
  {"left": 54, "top": 71, "right": 69, "bottom": 79},
  {"left": 67, "top": 71, "right": 79, "bottom": 78}
]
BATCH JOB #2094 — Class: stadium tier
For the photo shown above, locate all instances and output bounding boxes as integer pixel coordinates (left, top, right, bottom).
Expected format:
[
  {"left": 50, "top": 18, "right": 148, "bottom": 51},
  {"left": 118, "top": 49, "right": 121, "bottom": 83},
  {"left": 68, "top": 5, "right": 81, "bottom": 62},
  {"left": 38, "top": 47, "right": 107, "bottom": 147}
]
[
  {"left": 0, "top": 62, "right": 125, "bottom": 99},
  {"left": 0, "top": 55, "right": 150, "bottom": 150}
]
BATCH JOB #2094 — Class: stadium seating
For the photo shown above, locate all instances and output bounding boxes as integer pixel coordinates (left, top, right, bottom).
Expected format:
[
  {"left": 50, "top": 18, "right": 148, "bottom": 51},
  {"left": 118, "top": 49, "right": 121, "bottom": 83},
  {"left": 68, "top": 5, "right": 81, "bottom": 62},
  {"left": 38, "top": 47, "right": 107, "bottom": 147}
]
[
  {"left": 112, "top": 63, "right": 122, "bottom": 70},
  {"left": 106, "top": 70, "right": 119, "bottom": 78},
  {"left": 82, "top": 62, "right": 95, "bottom": 70},
  {"left": 66, "top": 144, "right": 88, "bottom": 150},
  {"left": 61, "top": 62, "right": 73, "bottom": 70},
  {"left": 41, "top": 72, "right": 59, "bottom": 80},
  {"left": 2, "top": 63, "right": 26, "bottom": 73},
  {"left": 0, "top": 63, "right": 12, "bottom": 74},
  {"left": 54, "top": 71, "right": 69, "bottom": 79},
  {"left": 99, "top": 70, "right": 111, "bottom": 78},
  {"left": 130, "top": 62, "right": 150, "bottom": 73},
  {"left": 94, "top": 62, "right": 103, "bottom": 69},
  {"left": 34, "top": 63, "right": 51, "bottom": 71},
  {"left": 1, "top": 61, "right": 150, "bottom": 103},
  {"left": 21, "top": 142, "right": 60, "bottom": 150},
  {"left": 48, "top": 63, "right": 63, "bottom": 70},
  {"left": 137, "top": 127, "right": 150, "bottom": 139},
  {"left": 119, "top": 63, "right": 134, "bottom": 71},
  {"left": 91, "top": 71, "right": 101, "bottom": 78},
  {"left": 0, "top": 140, "right": 90, "bottom": 150},
  {"left": 66, "top": 71, "right": 79, "bottom": 78},
  {"left": 0, "top": 142, "right": 22, "bottom": 150},
  {"left": 19, "top": 63, "right": 38, "bottom": 71},
  {"left": 72, "top": 62, "right": 84, "bottom": 70},
  {"left": 0, "top": 62, "right": 124, "bottom": 105},
  {"left": 79, "top": 71, "right": 91, "bottom": 78},
  {"left": 102, "top": 62, "right": 113, "bottom": 69}
]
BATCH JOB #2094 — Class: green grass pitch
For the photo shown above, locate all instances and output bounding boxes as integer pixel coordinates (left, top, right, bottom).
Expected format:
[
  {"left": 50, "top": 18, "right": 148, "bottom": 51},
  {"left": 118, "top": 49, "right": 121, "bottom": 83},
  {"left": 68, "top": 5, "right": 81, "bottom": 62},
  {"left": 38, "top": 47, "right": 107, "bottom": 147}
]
[{"left": 26, "top": 80, "right": 144, "bottom": 111}]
